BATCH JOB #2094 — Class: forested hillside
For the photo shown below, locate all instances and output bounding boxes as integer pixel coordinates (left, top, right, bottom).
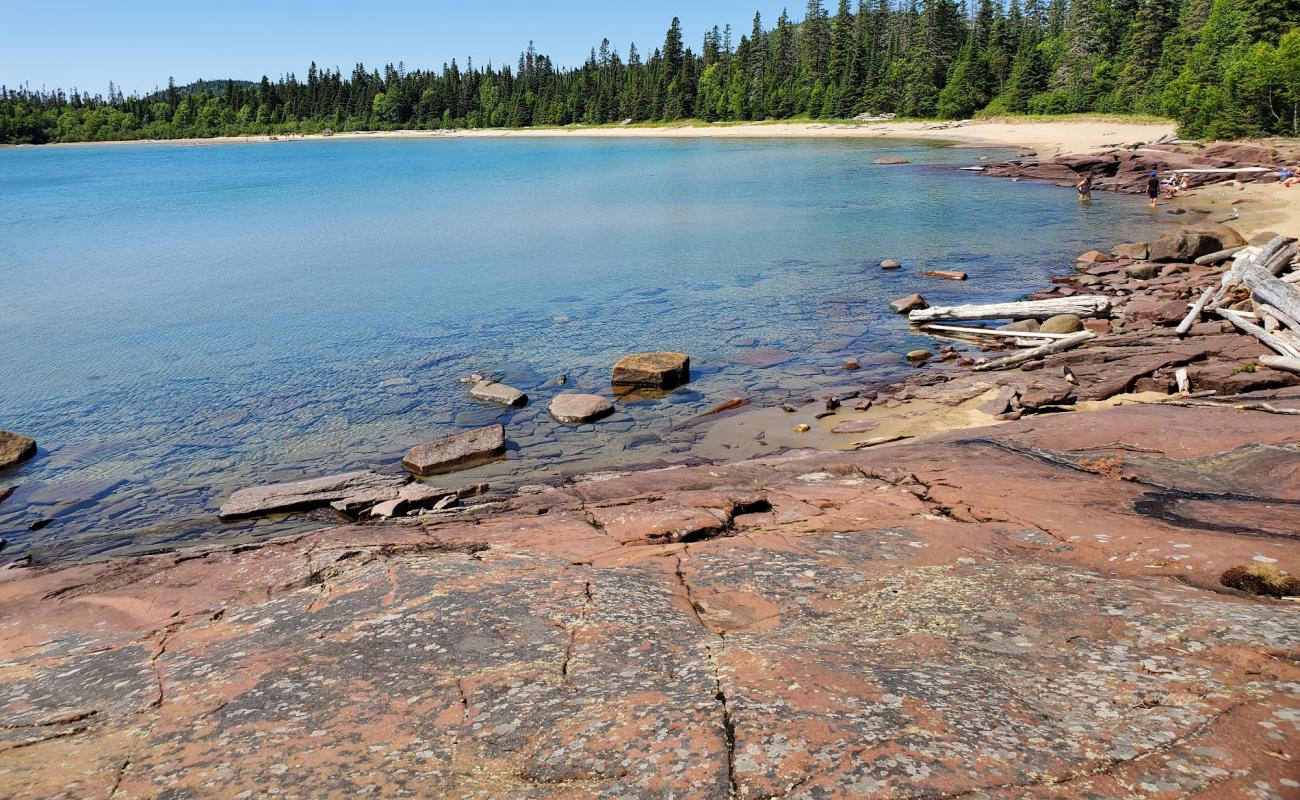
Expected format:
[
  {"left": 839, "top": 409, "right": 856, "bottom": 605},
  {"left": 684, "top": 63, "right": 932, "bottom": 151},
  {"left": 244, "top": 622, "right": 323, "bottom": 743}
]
[{"left": 2, "top": 0, "right": 1296, "bottom": 144}]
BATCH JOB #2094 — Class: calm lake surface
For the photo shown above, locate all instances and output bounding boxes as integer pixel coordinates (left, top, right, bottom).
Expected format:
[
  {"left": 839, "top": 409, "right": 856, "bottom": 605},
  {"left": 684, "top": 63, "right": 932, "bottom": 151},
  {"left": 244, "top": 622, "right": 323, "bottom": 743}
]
[{"left": 1, "top": 136, "right": 1152, "bottom": 561}]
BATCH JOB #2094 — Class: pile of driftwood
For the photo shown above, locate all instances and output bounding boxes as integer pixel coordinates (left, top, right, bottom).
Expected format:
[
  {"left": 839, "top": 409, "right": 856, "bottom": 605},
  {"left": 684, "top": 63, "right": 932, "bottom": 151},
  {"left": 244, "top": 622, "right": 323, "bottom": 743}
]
[
  {"left": 906, "top": 295, "right": 1108, "bottom": 371},
  {"left": 1181, "top": 234, "right": 1300, "bottom": 373}
]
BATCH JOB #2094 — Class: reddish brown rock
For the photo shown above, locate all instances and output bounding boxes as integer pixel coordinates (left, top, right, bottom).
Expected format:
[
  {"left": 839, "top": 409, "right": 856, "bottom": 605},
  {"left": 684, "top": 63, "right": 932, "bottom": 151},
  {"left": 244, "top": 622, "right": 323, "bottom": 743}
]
[
  {"left": 0, "top": 431, "right": 36, "bottom": 470},
  {"left": 1075, "top": 249, "right": 1114, "bottom": 263},
  {"left": 611, "top": 352, "right": 691, "bottom": 389},
  {"left": 402, "top": 425, "right": 507, "bottom": 476}
]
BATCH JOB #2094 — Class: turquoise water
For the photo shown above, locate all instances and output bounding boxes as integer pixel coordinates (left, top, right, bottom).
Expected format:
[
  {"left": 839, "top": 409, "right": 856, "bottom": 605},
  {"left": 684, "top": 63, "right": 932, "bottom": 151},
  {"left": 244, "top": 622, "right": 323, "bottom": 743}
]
[{"left": 0, "top": 136, "right": 1150, "bottom": 561}]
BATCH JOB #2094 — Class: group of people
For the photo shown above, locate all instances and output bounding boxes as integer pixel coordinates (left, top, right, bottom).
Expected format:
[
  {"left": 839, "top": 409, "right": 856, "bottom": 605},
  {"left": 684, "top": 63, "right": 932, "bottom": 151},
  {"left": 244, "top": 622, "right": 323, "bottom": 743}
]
[{"left": 1074, "top": 171, "right": 1190, "bottom": 208}]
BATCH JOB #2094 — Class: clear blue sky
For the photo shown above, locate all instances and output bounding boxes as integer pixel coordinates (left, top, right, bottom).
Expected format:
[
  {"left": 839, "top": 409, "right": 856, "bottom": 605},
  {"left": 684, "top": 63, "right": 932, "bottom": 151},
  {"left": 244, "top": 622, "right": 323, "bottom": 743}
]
[{"left": 1, "top": 1, "right": 793, "bottom": 96}]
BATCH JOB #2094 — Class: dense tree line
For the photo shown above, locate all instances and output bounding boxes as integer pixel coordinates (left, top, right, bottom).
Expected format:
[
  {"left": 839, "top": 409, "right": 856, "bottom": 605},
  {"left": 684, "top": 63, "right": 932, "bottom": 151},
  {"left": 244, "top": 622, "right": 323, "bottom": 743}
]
[{"left": 2, "top": 0, "right": 1296, "bottom": 144}]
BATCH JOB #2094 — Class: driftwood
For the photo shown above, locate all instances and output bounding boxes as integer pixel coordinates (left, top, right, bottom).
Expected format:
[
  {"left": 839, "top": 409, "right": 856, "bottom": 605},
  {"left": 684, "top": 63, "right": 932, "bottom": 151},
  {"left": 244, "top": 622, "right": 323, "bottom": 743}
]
[
  {"left": 1176, "top": 286, "right": 1215, "bottom": 337},
  {"left": 1216, "top": 309, "right": 1300, "bottom": 359},
  {"left": 1194, "top": 246, "right": 1246, "bottom": 266},
  {"left": 1259, "top": 355, "right": 1300, "bottom": 374},
  {"left": 921, "top": 270, "right": 968, "bottom": 281},
  {"left": 972, "top": 331, "right": 1096, "bottom": 371},
  {"left": 1175, "top": 367, "right": 1190, "bottom": 394},
  {"left": 1154, "top": 397, "right": 1300, "bottom": 416},
  {"left": 909, "top": 296, "right": 1111, "bottom": 324},
  {"left": 1242, "top": 253, "right": 1300, "bottom": 331},
  {"left": 918, "top": 323, "right": 1076, "bottom": 340}
]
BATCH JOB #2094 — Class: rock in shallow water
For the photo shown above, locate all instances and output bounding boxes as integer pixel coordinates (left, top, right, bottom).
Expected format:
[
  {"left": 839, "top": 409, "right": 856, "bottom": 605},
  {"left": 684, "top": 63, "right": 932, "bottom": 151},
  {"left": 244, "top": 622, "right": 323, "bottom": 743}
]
[
  {"left": 468, "top": 381, "right": 527, "bottom": 407},
  {"left": 549, "top": 394, "right": 615, "bottom": 424},
  {"left": 402, "top": 425, "right": 507, "bottom": 476},
  {"left": 611, "top": 352, "right": 690, "bottom": 389},
  {"left": 889, "top": 293, "right": 927, "bottom": 313},
  {"left": 219, "top": 471, "right": 409, "bottom": 519},
  {"left": 0, "top": 431, "right": 36, "bottom": 470}
]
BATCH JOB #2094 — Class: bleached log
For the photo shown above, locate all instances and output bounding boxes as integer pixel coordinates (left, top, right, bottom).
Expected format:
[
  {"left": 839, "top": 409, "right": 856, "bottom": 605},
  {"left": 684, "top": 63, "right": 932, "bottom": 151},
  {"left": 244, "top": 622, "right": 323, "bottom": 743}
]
[
  {"left": 1216, "top": 309, "right": 1300, "bottom": 359},
  {"left": 1242, "top": 253, "right": 1300, "bottom": 332},
  {"left": 918, "top": 323, "right": 1077, "bottom": 340},
  {"left": 1175, "top": 367, "right": 1190, "bottom": 394},
  {"left": 909, "top": 296, "right": 1111, "bottom": 324},
  {"left": 972, "top": 331, "right": 1096, "bottom": 371},
  {"left": 1259, "top": 355, "right": 1300, "bottom": 375},
  {"left": 1176, "top": 287, "right": 1215, "bottom": 337},
  {"left": 1282, "top": 272, "right": 1300, "bottom": 284},
  {"left": 1194, "top": 246, "right": 1246, "bottom": 266}
]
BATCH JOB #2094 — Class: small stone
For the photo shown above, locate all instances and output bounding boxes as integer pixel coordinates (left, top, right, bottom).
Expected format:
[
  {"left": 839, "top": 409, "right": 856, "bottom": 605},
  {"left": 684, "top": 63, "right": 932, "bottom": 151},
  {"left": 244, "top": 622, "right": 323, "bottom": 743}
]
[
  {"left": 549, "top": 394, "right": 615, "bottom": 424},
  {"left": 906, "top": 349, "right": 933, "bottom": 363},
  {"left": 793, "top": 424, "right": 811, "bottom": 433},
  {"left": 1039, "top": 314, "right": 1084, "bottom": 334},
  {"left": 880, "top": 259, "right": 902, "bottom": 270},
  {"left": 889, "top": 293, "right": 927, "bottom": 313},
  {"left": 843, "top": 359, "right": 860, "bottom": 371}
]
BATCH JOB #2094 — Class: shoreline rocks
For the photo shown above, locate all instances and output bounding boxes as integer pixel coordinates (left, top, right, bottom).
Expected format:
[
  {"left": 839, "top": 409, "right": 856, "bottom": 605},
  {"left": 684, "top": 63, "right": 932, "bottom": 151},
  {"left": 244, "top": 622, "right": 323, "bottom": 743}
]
[
  {"left": 402, "top": 425, "right": 506, "bottom": 476},
  {"left": 0, "top": 431, "right": 36, "bottom": 470},
  {"left": 611, "top": 352, "right": 691, "bottom": 390},
  {"left": 218, "top": 470, "right": 409, "bottom": 520},
  {"left": 549, "top": 393, "right": 615, "bottom": 424}
]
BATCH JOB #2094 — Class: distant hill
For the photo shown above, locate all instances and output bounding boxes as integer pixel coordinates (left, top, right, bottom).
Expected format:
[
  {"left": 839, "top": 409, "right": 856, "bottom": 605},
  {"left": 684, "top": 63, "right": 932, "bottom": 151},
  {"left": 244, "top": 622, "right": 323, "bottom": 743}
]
[{"left": 145, "top": 79, "right": 255, "bottom": 100}]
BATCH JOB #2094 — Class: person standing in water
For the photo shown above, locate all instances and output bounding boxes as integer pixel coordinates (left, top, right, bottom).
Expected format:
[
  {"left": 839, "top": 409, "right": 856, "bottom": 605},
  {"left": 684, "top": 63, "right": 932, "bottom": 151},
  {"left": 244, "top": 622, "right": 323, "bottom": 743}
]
[
  {"left": 1146, "top": 171, "right": 1160, "bottom": 208},
  {"left": 1076, "top": 173, "right": 1093, "bottom": 201}
]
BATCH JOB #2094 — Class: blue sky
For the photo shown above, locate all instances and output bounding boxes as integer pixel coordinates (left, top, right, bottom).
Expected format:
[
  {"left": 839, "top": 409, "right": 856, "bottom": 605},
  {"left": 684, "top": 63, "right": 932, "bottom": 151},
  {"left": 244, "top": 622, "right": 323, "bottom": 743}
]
[{"left": 2, "top": 1, "right": 792, "bottom": 96}]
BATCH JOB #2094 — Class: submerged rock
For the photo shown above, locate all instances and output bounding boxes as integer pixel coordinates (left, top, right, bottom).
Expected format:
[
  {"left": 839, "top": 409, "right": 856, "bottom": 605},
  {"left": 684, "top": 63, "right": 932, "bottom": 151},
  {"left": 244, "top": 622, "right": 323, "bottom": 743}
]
[
  {"left": 402, "top": 425, "right": 507, "bottom": 476},
  {"left": 549, "top": 394, "right": 615, "bottom": 424},
  {"left": 611, "top": 352, "right": 691, "bottom": 389},
  {"left": 0, "top": 431, "right": 36, "bottom": 470},
  {"left": 873, "top": 156, "right": 909, "bottom": 165},
  {"left": 880, "top": 259, "right": 902, "bottom": 270},
  {"left": 906, "top": 349, "right": 933, "bottom": 363},
  {"left": 468, "top": 381, "right": 528, "bottom": 407},
  {"left": 220, "top": 471, "right": 409, "bottom": 519}
]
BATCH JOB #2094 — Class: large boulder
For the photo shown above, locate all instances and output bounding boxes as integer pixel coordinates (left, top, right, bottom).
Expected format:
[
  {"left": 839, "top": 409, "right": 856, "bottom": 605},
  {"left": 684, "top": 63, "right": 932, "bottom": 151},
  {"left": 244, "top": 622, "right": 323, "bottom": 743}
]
[
  {"left": 468, "top": 381, "right": 528, "bottom": 407},
  {"left": 219, "top": 470, "right": 409, "bottom": 519},
  {"left": 611, "top": 352, "right": 690, "bottom": 390},
  {"left": 1148, "top": 224, "right": 1247, "bottom": 262},
  {"left": 549, "top": 394, "right": 615, "bottom": 424},
  {"left": 402, "top": 425, "right": 506, "bottom": 476},
  {"left": 0, "top": 432, "right": 36, "bottom": 470}
]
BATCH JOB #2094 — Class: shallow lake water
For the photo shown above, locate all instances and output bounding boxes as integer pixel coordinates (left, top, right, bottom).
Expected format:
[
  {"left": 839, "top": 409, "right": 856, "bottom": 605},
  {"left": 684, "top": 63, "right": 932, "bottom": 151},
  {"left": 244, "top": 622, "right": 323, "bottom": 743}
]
[{"left": 0, "top": 136, "right": 1153, "bottom": 561}]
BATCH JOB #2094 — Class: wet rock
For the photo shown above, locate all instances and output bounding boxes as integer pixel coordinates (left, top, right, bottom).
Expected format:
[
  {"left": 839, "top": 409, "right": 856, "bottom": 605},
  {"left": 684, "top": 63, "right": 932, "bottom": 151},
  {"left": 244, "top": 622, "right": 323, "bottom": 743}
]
[
  {"left": 468, "top": 381, "right": 528, "bottom": 407},
  {"left": 1112, "top": 242, "right": 1149, "bottom": 260},
  {"left": 220, "top": 471, "right": 410, "bottom": 519},
  {"left": 1039, "top": 314, "right": 1084, "bottom": 334},
  {"left": 873, "top": 156, "right": 909, "bottom": 165},
  {"left": 0, "top": 432, "right": 36, "bottom": 470},
  {"left": 611, "top": 352, "right": 691, "bottom": 390},
  {"left": 880, "top": 259, "right": 902, "bottom": 270},
  {"left": 0, "top": 486, "right": 14, "bottom": 505},
  {"left": 889, "top": 293, "right": 927, "bottom": 313},
  {"left": 906, "top": 349, "right": 933, "bottom": 363},
  {"left": 402, "top": 425, "right": 507, "bottom": 476},
  {"left": 549, "top": 394, "right": 615, "bottom": 424},
  {"left": 842, "top": 359, "right": 860, "bottom": 371}
]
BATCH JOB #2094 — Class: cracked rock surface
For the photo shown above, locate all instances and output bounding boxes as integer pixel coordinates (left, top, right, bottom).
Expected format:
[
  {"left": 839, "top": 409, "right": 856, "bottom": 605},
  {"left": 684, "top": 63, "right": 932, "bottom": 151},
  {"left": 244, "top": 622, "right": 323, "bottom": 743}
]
[{"left": 1, "top": 397, "right": 1298, "bottom": 799}]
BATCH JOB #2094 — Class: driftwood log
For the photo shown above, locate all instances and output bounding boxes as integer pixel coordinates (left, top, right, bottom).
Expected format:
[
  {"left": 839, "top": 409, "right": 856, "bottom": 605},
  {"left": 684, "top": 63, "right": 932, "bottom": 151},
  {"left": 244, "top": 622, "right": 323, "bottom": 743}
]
[
  {"left": 1194, "top": 246, "right": 1247, "bottom": 266},
  {"left": 1216, "top": 309, "right": 1300, "bottom": 359},
  {"left": 918, "top": 323, "right": 1076, "bottom": 341},
  {"left": 909, "top": 296, "right": 1111, "bottom": 324},
  {"left": 1175, "top": 286, "right": 1215, "bottom": 337},
  {"left": 1259, "top": 355, "right": 1300, "bottom": 375},
  {"left": 972, "top": 331, "right": 1096, "bottom": 371},
  {"left": 921, "top": 270, "right": 968, "bottom": 281}
]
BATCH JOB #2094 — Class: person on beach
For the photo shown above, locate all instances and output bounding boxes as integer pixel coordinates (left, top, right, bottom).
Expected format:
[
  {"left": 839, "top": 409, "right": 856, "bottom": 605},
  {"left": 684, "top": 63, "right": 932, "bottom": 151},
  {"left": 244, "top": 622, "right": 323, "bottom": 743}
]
[
  {"left": 1178, "top": 174, "right": 1190, "bottom": 195},
  {"left": 1162, "top": 174, "right": 1179, "bottom": 199},
  {"left": 1146, "top": 171, "right": 1160, "bottom": 207},
  {"left": 1076, "top": 173, "right": 1093, "bottom": 201},
  {"left": 1280, "top": 167, "right": 1298, "bottom": 188}
]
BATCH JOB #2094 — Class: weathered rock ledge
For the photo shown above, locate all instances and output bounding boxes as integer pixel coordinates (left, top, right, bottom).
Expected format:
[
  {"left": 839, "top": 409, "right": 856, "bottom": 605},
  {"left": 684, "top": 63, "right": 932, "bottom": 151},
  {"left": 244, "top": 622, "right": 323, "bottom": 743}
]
[{"left": 2, "top": 392, "right": 1297, "bottom": 798}]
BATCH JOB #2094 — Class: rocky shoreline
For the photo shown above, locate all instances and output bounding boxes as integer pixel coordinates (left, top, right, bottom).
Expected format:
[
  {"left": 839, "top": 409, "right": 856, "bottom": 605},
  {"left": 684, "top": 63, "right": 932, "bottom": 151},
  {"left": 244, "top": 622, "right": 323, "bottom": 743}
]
[{"left": 3, "top": 153, "right": 1300, "bottom": 797}]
